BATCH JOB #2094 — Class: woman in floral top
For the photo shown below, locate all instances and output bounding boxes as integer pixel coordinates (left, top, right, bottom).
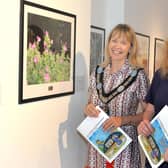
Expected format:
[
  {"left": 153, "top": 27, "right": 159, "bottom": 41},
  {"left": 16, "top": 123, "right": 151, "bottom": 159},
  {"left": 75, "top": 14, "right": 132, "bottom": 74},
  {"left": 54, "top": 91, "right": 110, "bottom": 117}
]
[{"left": 84, "top": 24, "right": 149, "bottom": 168}]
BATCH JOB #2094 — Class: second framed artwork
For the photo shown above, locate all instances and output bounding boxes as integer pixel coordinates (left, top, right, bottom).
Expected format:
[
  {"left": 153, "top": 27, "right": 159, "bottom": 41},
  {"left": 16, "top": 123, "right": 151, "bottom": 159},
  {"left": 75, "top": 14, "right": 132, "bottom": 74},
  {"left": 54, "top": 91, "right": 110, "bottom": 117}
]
[
  {"left": 154, "top": 38, "right": 165, "bottom": 73},
  {"left": 90, "top": 25, "right": 105, "bottom": 74},
  {"left": 136, "top": 32, "right": 150, "bottom": 75},
  {"left": 19, "top": 1, "right": 76, "bottom": 103}
]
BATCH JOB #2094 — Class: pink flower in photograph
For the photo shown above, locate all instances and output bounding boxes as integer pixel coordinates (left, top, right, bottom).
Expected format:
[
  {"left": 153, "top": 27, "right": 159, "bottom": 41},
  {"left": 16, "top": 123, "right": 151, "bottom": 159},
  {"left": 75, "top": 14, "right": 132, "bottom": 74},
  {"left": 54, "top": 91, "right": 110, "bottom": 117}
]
[
  {"left": 44, "top": 73, "right": 50, "bottom": 82},
  {"left": 44, "top": 49, "right": 49, "bottom": 53},
  {"left": 33, "top": 56, "right": 39, "bottom": 64},
  {"left": 29, "top": 42, "right": 36, "bottom": 49},
  {"left": 45, "top": 31, "right": 49, "bottom": 36},
  {"left": 36, "top": 36, "right": 41, "bottom": 42},
  {"left": 44, "top": 41, "right": 47, "bottom": 48},
  {"left": 62, "top": 42, "right": 68, "bottom": 52},
  {"left": 27, "top": 29, "right": 71, "bottom": 85},
  {"left": 32, "top": 43, "right": 36, "bottom": 49}
]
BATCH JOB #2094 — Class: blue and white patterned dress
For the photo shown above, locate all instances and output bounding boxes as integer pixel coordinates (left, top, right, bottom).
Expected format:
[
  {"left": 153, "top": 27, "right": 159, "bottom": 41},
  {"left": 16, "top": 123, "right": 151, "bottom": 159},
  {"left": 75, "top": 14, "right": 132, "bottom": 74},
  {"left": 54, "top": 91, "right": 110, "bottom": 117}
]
[{"left": 87, "top": 60, "right": 149, "bottom": 168}]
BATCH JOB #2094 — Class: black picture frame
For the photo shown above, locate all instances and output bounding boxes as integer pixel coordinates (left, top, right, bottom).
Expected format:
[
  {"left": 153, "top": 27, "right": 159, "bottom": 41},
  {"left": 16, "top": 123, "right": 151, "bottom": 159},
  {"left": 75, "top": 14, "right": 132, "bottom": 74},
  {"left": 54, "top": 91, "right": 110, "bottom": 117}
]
[
  {"left": 19, "top": 0, "right": 76, "bottom": 104},
  {"left": 136, "top": 32, "right": 150, "bottom": 76},
  {"left": 154, "top": 38, "right": 164, "bottom": 73},
  {"left": 90, "top": 25, "right": 105, "bottom": 74}
]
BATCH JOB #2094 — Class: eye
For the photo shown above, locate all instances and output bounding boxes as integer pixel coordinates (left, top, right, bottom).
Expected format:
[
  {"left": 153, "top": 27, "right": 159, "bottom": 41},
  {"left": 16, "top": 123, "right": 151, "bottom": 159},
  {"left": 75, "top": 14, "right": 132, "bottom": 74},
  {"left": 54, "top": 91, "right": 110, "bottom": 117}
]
[
  {"left": 111, "top": 39, "right": 117, "bottom": 43},
  {"left": 121, "top": 40, "right": 128, "bottom": 45},
  {"left": 121, "top": 41, "right": 126, "bottom": 45}
]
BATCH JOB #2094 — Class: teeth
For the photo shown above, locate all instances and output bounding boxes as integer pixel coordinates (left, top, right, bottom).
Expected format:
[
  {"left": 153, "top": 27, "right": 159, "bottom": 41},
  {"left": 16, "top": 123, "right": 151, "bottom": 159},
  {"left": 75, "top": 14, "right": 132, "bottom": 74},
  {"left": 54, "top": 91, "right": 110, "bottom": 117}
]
[{"left": 112, "top": 50, "right": 122, "bottom": 54}]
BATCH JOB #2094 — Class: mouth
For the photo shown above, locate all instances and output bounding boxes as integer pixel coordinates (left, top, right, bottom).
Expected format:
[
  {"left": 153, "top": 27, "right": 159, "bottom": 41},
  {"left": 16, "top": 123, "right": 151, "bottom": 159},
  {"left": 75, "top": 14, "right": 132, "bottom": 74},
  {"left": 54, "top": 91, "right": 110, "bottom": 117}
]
[{"left": 111, "top": 49, "right": 122, "bottom": 55}]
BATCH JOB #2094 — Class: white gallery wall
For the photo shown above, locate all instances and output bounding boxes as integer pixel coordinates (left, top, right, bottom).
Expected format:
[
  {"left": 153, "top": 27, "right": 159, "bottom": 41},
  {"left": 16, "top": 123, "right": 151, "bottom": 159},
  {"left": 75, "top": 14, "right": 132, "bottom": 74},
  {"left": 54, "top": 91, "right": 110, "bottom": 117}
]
[
  {"left": 0, "top": 0, "right": 90, "bottom": 168},
  {"left": 0, "top": 0, "right": 126, "bottom": 167},
  {"left": 124, "top": 0, "right": 168, "bottom": 80},
  {"left": 91, "top": 0, "right": 124, "bottom": 41},
  {"left": 1, "top": 0, "right": 168, "bottom": 168},
  {"left": 92, "top": 0, "right": 168, "bottom": 81}
]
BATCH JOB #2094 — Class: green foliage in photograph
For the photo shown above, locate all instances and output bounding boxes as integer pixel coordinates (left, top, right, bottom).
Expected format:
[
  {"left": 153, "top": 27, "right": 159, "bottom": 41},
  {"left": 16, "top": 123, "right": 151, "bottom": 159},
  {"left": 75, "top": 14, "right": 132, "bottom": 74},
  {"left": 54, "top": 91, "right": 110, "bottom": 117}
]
[{"left": 27, "top": 30, "right": 70, "bottom": 85}]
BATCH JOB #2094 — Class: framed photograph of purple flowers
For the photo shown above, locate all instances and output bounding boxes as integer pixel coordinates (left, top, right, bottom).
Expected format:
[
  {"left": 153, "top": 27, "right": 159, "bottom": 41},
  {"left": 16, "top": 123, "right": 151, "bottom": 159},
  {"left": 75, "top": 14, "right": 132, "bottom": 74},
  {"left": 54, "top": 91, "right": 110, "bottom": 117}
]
[{"left": 19, "top": 1, "right": 76, "bottom": 103}]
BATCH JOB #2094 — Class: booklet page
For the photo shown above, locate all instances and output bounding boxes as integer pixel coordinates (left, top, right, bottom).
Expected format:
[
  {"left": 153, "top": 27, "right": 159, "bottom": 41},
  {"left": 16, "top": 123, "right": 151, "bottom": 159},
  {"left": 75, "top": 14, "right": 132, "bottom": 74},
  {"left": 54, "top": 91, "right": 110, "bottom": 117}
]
[
  {"left": 77, "top": 106, "right": 132, "bottom": 163},
  {"left": 138, "top": 105, "right": 168, "bottom": 168}
]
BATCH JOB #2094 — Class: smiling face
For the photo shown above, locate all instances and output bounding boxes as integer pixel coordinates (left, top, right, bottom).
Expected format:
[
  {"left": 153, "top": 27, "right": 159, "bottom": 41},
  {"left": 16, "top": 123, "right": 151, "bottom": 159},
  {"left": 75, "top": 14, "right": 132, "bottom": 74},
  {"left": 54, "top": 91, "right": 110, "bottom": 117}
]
[
  {"left": 108, "top": 33, "right": 131, "bottom": 63},
  {"left": 104, "top": 24, "right": 138, "bottom": 67}
]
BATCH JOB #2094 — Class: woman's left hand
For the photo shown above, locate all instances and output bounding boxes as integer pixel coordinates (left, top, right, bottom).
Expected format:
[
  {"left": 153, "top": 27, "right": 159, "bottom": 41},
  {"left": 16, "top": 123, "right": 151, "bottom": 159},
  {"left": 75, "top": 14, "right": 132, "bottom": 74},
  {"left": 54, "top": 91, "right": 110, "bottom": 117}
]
[
  {"left": 164, "top": 148, "right": 168, "bottom": 162},
  {"left": 103, "top": 116, "right": 122, "bottom": 131}
]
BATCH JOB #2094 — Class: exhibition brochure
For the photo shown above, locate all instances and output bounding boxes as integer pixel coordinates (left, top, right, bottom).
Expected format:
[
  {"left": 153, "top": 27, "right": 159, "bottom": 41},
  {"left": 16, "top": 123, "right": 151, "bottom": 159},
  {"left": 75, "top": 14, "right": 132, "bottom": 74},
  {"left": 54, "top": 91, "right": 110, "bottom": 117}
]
[
  {"left": 138, "top": 105, "right": 168, "bottom": 168},
  {"left": 77, "top": 106, "right": 132, "bottom": 163}
]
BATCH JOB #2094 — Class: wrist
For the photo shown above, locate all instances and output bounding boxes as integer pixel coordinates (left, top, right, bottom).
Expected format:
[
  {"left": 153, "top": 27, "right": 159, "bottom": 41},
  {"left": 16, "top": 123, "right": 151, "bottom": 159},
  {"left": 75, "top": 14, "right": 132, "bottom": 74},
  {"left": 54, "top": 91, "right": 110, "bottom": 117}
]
[{"left": 121, "top": 116, "right": 131, "bottom": 125}]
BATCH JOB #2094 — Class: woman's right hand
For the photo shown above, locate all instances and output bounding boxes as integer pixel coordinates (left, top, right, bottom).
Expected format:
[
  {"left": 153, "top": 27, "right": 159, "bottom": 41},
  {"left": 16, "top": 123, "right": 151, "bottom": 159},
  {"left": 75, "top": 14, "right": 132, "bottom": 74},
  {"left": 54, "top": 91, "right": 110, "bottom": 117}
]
[
  {"left": 84, "top": 103, "right": 99, "bottom": 117},
  {"left": 137, "top": 119, "right": 154, "bottom": 136},
  {"left": 164, "top": 148, "right": 168, "bottom": 162}
]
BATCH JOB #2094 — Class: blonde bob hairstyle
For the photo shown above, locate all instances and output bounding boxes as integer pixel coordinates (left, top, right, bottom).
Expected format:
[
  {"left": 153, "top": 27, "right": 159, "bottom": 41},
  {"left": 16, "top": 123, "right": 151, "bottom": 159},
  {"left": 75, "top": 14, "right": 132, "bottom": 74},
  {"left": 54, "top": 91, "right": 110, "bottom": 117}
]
[
  {"left": 160, "top": 39, "right": 168, "bottom": 78},
  {"left": 102, "top": 24, "right": 138, "bottom": 67}
]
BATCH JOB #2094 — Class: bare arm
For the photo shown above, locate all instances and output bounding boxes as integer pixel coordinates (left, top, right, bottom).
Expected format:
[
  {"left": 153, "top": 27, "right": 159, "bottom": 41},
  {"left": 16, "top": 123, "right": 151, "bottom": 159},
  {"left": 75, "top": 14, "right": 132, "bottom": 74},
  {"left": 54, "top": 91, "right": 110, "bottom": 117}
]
[
  {"left": 103, "top": 101, "right": 147, "bottom": 130},
  {"left": 164, "top": 149, "right": 168, "bottom": 162},
  {"left": 122, "top": 112, "right": 143, "bottom": 126},
  {"left": 137, "top": 103, "right": 155, "bottom": 136},
  {"left": 121, "top": 101, "right": 147, "bottom": 126},
  {"left": 142, "top": 103, "right": 155, "bottom": 120},
  {"left": 103, "top": 112, "right": 144, "bottom": 131}
]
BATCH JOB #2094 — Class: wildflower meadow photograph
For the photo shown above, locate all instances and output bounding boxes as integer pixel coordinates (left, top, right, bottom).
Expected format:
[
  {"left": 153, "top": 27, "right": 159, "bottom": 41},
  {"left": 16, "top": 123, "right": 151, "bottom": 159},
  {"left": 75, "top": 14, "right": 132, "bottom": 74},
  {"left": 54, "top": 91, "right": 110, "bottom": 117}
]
[{"left": 19, "top": 1, "right": 76, "bottom": 103}]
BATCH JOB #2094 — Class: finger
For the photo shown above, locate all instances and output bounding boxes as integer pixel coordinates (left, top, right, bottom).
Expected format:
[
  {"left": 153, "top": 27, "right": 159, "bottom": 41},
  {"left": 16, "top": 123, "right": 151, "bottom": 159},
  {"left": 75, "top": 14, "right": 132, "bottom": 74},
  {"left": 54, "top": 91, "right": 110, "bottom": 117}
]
[
  {"left": 138, "top": 122, "right": 150, "bottom": 136},
  {"left": 143, "top": 120, "right": 154, "bottom": 133},
  {"left": 137, "top": 124, "right": 142, "bottom": 135},
  {"left": 86, "top": 104, "right": 99, "bottom": 117},
  {"left": 84, "top": 105, "right": 91, "bottom": 116},
  {"left": 140, "top": 124, "right": 152, "bottom": 136},
  {"left": 90, "top": 104, "right": 99, "bottom": 116},
  {"left": 103, "top": 119, "right": 113, "bottom": 131},
  {"left": 164, "top": 149, "right": 168, "bottom": 161},
  {"left": 90, "top": 108, "right": 99, "bottom": 117},
  {"left": 91, "top": 111, "right": 99, "bottom": 117},
  {"left": 141, "top": 127, "right": 150, "bottom": 136}
]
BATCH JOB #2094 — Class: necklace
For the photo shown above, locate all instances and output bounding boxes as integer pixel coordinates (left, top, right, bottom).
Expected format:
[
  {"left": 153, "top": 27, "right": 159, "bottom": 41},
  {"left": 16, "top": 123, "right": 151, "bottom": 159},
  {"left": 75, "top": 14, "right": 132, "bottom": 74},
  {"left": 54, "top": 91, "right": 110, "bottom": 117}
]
[{"left": 95, "top": 65, "right": 142, "bottom": 104}]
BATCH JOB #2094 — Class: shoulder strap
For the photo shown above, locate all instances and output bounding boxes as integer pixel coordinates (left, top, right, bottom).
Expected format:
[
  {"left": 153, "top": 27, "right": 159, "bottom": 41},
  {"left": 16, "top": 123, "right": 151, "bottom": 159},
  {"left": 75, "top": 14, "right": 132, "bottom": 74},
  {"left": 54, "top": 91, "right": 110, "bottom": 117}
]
[{"left": 95, "top": 65, "right": 143, "bottom": 104}]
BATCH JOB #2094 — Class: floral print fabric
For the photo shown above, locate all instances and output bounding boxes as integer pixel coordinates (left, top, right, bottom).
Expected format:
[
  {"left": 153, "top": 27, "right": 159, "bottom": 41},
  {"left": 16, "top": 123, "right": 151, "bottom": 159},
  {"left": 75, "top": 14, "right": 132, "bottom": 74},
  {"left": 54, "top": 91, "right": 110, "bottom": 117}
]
[{"left": 87, "top": 60, "right": 149, "bottom": 168}]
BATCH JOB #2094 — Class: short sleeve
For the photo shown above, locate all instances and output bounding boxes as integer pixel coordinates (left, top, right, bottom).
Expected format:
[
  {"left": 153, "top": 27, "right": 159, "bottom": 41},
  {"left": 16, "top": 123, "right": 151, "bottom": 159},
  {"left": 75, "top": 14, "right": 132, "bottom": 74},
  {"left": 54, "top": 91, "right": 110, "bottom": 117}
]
[
  {"left": 88, "top": 70, "right": 96, "bottom": 99},
  {"left": 88, "top": 69, "right": 99, "bottom": 105},
  {"left": 136, "top": 69, "right": 149, "bottom": 101}
]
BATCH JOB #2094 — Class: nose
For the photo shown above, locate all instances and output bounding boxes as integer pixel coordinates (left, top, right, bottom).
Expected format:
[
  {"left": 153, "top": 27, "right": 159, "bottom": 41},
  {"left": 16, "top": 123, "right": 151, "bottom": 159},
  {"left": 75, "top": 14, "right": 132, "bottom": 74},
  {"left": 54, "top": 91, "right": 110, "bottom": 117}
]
[{"left": 113, "top": 42, "right": 121, "bottom": 49}]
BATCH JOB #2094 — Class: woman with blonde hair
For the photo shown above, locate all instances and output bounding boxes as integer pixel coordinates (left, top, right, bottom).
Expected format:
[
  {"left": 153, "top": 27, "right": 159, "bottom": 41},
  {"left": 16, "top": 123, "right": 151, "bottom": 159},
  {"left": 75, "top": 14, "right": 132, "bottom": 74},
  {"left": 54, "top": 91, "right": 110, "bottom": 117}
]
[
  {"left": 138, "top": 39, "right": 168, "bottom": 168},
  {"left": 84, "top": 24, "right": 149, "bottom": 168}
]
